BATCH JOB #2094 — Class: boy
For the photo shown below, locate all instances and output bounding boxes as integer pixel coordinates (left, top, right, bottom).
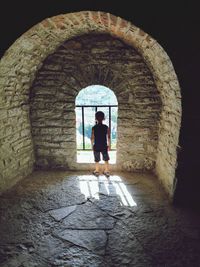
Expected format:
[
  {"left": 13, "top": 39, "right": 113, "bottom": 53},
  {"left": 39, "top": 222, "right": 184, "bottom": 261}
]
[{"left": 91, "top": 111, "right": 111, "bottom": 176}]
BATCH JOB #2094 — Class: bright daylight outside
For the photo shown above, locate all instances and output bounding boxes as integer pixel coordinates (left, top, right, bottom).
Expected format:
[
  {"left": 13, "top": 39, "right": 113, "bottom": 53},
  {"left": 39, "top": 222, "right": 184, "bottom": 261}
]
[{"left": 75, "top": 85, "right": 118, "bottom": 163}]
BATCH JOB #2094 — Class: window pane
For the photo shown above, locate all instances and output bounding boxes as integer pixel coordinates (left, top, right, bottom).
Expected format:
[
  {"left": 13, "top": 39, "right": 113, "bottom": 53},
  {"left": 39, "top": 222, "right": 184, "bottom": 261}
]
[
  {"left": 76, "top": 107, "right": 83, "bottom": 149},
  {"left": 76, "top": 85, "right": 118, "bottom": 105},
  {"left": 111, "top": 107, "right": 118, "bottom": 149},
  {"left": 84, "top": 107, "right": 96, "bottom": 149}
]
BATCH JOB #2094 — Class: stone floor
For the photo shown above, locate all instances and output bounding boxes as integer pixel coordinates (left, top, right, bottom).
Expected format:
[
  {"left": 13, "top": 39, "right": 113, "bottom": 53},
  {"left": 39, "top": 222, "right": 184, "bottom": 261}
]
[{"left": 0, "top": 171, "right": 200, "bottom": 267}]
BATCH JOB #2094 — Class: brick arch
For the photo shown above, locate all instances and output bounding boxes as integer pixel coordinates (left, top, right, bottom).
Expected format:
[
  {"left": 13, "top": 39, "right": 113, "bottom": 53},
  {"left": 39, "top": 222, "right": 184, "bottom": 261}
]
[{"left": 0, "top": 11, "right": 181, "bottom": 198}]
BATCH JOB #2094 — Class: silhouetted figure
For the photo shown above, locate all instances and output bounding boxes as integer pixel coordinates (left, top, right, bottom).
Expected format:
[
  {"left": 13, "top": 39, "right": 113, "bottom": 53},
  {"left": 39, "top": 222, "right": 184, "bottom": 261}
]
[{"left": 91, "top": 111, "right": 111, "bottom": 176}]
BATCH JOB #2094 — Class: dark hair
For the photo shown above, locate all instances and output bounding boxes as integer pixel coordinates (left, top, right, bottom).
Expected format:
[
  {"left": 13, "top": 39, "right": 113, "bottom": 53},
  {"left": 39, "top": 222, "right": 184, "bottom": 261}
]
[{"left": 95, "top": 111, "right": 105, "bottom": 121}]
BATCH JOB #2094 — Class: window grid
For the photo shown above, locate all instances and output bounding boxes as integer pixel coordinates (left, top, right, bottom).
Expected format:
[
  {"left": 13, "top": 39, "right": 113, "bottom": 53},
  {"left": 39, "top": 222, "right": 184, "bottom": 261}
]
[{"left": 76, "top": 105, "right": 118, "bottom": 151}]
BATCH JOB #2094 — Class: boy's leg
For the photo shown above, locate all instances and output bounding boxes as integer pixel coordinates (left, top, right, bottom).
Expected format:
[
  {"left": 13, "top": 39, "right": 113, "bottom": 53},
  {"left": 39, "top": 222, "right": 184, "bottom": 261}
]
[
  {"left": 102, "top": 149, "right": 110, "bottom": 172},
  {"left": 94, "top": 150, "right": 100, "bottom": 172},
  {"left": 95, "top": 162, "right": 100, "bottom": 172},
  {"left": 104, "top": 161, "right": 109, "bottom": 172}
]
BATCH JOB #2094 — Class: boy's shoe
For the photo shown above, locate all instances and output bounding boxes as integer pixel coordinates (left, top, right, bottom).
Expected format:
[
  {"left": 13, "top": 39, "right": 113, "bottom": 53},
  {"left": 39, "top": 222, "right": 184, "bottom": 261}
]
[
  {"left": 103, "top": 171, "right": 110, "bottom": 177},
  {"left": 92, "top": 171, "right": 99, "bottom": 176}
]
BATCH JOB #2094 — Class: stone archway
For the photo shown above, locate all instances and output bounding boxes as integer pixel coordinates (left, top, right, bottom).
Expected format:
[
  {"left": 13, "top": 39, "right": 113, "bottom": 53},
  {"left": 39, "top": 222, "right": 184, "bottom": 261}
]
[
  {"left": 30, "top": 33, "right": 161, "bottom": 173},
  {"left": 0, "top": 11, "right": 181, "bottom": 198}
]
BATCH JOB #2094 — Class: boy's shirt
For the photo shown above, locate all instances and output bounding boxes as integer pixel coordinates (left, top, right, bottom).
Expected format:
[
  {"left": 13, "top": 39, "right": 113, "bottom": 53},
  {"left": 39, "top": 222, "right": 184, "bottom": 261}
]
[{"left": 92, "top": 123, "right": 108, "bottom": 151}]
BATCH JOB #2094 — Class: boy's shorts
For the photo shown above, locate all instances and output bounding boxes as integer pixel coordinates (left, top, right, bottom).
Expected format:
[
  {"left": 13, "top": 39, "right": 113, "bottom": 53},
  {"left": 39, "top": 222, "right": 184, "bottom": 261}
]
[{"left": 93, "top": 148, "right": 110, "bottom": 162}]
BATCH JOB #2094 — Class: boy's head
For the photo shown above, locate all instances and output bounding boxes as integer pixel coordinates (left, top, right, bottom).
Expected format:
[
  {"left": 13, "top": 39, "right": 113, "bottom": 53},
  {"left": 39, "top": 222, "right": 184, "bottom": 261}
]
[{"left": 95, "top": 111, "right": 105, "bottom": 123}]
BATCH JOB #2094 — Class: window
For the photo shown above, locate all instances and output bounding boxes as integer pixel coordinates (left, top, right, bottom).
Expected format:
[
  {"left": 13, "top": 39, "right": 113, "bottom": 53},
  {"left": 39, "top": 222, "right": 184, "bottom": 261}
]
[{"left": 75, "top": 85, "right": 118, "bottom": 163}]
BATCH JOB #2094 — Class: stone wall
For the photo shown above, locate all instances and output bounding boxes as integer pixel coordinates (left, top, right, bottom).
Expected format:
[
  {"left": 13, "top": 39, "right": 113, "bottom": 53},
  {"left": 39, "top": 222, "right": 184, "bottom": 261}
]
[
  {"left": 0, "top": 11, "right": 181, "bottom": 197},
  {"left": 30, "top": 34, "right": 161, "bottom": 171},
  {"left": 0, "top": 69, "right": 34, "bottom": 192}
]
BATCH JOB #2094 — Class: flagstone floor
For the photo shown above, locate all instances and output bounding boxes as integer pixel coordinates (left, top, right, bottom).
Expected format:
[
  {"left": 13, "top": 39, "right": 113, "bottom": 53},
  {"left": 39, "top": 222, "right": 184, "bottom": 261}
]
[{"left": 0, "top": 170, "right": 200, "bottom": 267}]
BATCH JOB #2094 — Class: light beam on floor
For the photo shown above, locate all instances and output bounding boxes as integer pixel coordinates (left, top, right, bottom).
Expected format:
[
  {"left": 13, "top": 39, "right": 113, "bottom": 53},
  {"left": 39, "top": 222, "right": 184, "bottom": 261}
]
[{"left": 78, "top": 175, "right": 137, "bottom": 206}]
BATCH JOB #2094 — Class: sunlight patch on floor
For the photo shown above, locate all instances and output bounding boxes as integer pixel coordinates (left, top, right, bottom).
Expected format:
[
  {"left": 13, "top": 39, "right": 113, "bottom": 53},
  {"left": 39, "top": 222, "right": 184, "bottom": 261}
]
[{"left": 78, "top": 175, "right": 137, "bottom": 207}]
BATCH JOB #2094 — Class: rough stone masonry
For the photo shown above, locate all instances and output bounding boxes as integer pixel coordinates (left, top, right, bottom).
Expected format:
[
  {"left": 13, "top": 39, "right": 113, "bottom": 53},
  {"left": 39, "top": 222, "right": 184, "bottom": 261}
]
[
  {"left": 0, "top": 11, "right": 181, "bottom": 198},
  {"left": 30, "top": 34, "right": 162, "bottom": 172}
]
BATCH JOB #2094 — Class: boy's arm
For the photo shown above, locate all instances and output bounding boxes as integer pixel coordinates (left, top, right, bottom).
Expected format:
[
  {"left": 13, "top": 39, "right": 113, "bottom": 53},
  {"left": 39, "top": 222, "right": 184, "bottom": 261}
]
[
  {"left": 107, "top": 127, "right": 111, "bottom": 150},
  {"left": 91, "top": 128, "right": 94, "bottom": 150}
]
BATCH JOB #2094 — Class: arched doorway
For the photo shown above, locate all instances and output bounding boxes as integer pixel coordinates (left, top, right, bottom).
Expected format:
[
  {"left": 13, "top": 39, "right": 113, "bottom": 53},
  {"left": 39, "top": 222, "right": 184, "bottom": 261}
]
[{"left": 75, "top": 85, "right": 118, "bottom": 164}]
